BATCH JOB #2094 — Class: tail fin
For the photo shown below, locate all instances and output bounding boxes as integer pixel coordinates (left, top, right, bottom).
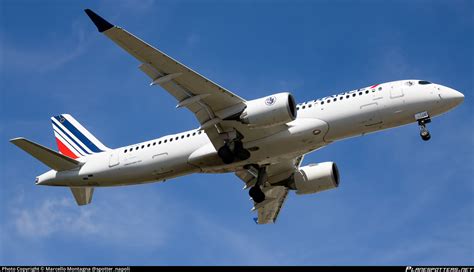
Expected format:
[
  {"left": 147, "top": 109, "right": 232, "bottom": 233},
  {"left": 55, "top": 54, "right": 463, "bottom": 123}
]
[
  {"left": 51, "top": 114, "right": 109, "bottom": 158},
  {"left": 10, "top": 137, "right": 82, "bottom": 171}
]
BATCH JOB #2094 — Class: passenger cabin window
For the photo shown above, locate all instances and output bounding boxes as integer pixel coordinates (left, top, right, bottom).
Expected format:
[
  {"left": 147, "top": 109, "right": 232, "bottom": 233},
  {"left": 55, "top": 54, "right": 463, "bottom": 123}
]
[{"left": 419, "top": 80, "right": 432, "bottom": 85}]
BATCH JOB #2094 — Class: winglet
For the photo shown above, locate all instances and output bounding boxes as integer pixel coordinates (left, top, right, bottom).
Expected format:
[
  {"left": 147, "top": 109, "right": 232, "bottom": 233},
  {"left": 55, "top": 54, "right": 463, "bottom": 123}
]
[{"left": 84, "top": 9, "right": 113, "bottom": 32}]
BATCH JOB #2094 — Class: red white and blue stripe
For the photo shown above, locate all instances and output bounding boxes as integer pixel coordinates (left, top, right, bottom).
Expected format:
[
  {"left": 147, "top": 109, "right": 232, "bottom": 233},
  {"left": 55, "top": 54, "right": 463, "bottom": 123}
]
[{"left": 51, "top": 114, "right": 108, "bottom": 159}]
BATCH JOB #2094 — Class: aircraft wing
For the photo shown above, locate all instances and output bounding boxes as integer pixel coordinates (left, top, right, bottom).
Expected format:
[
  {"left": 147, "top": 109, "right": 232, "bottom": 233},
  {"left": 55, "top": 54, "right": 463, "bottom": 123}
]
[
  {"left": 84, "top": 9, "right": 256, "bottom": 148},
  {"left": 254, "top": 186, "right": 289, "bottom": 224},
  {"left": 235, "top": 155, "right": 304, "bottom": 224},
  {"left": 84, "top": 9, "right": 291, "bottom": 149}
]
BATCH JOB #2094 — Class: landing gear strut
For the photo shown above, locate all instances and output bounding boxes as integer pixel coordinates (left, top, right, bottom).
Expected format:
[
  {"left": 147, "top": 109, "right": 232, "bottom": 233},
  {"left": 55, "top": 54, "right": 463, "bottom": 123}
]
[
  {"left": 248, "top": 167, "right": 266, "bottom": 203},
  {"left": 415, "top": 112, "right": 431, "bottom": 141},
  {"left": 217, "top": 140, "right": 251, "bottom": 164},
  {"left": 233, "top": 141, "right": 251, "bottom": 160}
]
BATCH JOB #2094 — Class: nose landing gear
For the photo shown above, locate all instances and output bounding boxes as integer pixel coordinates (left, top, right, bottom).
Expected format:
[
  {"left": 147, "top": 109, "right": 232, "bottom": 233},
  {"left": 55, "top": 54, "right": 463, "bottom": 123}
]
[
  {"left": 419, "top": 124, "right": 431, "bottom": 141},
  {"left": 415, "top": 111, "right": 431, "bottom": 141}
]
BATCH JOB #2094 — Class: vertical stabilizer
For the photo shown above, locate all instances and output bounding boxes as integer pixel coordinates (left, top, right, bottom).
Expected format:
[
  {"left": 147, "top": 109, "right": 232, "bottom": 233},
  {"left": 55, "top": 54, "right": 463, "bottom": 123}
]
[{"left": 51, "top": 114, "right": 109, "bottom": 158}]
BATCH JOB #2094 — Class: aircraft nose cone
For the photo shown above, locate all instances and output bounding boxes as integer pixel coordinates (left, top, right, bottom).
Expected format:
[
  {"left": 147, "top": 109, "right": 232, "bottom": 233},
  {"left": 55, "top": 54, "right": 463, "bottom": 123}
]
[{"left": 441, "top": 87, "right": 464, "bottom": 108}]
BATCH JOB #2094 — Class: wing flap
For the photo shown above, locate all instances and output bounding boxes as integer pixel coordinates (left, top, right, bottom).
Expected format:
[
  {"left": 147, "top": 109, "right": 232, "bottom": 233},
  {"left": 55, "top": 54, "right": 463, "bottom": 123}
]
[{"left": 256, "top": 186, "right": 289, "bottom": 224}]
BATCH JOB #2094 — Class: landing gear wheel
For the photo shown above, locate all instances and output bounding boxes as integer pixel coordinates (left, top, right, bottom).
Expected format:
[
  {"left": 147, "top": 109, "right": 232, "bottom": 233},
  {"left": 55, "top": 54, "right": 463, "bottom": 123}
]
[
  {"left": 233, "top": 141, "right": 251, "bottom": 160},
  {"left": 218, "top": 145, "right": 234, "bottom": 164},
  {"left": 416, "top": 113, "right": 432, "bottom": 142},
  {"left": 249, "top": 186, "right": 265, "bottom": 203},
  {"left": 420, "top": 130, "right": 431, "bottom": 141}
]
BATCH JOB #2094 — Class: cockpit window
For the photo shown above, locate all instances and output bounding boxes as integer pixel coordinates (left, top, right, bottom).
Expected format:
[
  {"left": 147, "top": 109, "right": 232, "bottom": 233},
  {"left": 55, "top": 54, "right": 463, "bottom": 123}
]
[{"left": 419, "top": 80, "right": 432, "bottom": 85}]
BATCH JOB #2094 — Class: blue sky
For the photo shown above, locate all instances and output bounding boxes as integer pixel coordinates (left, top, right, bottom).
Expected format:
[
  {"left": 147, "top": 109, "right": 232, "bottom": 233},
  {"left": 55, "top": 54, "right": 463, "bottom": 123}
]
[{"left": 1, "top": 0, "right": 473, "bottom": 265}]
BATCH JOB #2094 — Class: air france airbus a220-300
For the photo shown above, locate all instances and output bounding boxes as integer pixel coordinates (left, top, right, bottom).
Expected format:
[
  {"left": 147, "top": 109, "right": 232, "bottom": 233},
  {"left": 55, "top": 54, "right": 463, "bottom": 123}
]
[{"left": 11, "top": 9, "right": 464, "bottom": 224}]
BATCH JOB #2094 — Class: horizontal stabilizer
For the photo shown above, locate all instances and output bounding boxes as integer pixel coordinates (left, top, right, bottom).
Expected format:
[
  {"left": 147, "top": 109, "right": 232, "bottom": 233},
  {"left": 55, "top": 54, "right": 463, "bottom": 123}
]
[
  {"left": 10, "top": 137, "right": 82, "bottom": 171},
  {"left": 70, "top": 187, "right": 94, "bottom": 206}
]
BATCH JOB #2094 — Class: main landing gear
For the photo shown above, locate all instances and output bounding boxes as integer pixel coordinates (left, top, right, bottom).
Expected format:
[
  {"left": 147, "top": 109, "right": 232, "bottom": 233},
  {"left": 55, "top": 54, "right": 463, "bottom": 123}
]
[
  {"left": 217, "top": 140, "right": 251, "bottom": 164},
  {"left": 415, "top": 111, "right": 431, "bottom": 141},
  {"left": 248, "top": 166, "right": 266, "bottom": 203}
]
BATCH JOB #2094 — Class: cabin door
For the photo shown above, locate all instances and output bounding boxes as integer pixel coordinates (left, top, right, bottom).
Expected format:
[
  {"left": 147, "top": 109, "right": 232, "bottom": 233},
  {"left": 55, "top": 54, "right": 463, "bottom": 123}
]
[{"left": 109, "top": 151, "right": 120, "bottom": 167}]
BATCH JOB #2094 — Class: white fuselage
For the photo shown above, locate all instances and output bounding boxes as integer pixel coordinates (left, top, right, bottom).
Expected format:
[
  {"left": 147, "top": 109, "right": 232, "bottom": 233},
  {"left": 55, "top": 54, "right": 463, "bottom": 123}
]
[{"left": 37, "top": 80, "right": 464, "bottom": 187}]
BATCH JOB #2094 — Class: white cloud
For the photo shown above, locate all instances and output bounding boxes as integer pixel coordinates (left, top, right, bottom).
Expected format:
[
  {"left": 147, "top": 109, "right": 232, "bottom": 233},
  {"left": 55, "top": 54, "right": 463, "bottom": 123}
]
[
  {"left": 8, "top": 188, "right": 171, "bottom": 249},
  {"left": 2, "top": 20, "right": 89, "bottom": 74},
  {"left": 13, "top": 197, "right": 98, "bottom": 238},
  {"left": 3, "top": 186, "right": 280, "bottom": 264}
]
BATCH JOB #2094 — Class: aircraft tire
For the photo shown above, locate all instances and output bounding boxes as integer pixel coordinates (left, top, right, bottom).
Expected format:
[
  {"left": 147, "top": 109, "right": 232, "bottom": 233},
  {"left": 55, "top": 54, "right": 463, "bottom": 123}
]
[
  {"left": 249, "top": 186, "right": 265, "bottom": 203},
  {"left": 218, "top": 145, "right": 235, "bottom": 164},
  {"left": 420, "top": 130, "right": 431, "bottom": 141}
]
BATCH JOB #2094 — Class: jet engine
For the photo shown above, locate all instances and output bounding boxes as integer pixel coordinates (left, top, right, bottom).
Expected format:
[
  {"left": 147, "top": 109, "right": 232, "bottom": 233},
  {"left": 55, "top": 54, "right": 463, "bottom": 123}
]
[
  {"left": 291, "top": 162, "right": 340, "bottom": 195},
  {"left": 240, "top": 92, "right": 297, "bottom": 127}
]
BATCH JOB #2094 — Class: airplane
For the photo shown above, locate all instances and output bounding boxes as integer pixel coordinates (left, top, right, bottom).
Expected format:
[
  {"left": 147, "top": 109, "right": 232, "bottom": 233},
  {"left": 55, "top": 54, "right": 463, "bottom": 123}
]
[{"left": 10, "top": 9, "right": 464, "bottom": 224}]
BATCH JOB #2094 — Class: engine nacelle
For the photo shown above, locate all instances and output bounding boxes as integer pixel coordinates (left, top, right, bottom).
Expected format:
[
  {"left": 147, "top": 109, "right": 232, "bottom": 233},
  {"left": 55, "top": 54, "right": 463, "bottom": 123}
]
[
  {"left": 293, "top": 162, "right": 340, "bottom": 195},
  {"left": 240, "top": 92, "right": 297, "bottom": 127}
]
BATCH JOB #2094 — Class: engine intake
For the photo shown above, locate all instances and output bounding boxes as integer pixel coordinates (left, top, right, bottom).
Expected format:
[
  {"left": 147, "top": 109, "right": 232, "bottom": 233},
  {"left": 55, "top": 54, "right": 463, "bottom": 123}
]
[
  {"left": 240, "top": 92, "right": 297, "bottom": 127},
  {"left": 292, "top": 162, "right": 340, "bottom": 195}
]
